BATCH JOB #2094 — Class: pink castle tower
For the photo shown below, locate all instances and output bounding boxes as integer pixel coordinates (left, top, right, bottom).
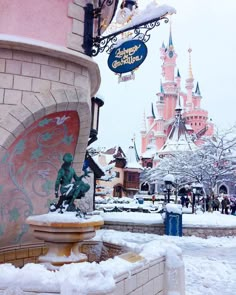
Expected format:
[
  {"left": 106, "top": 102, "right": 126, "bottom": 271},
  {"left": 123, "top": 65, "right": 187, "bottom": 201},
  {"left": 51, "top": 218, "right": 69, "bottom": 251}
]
[{"left": 140, "top": 29, "right": 214, "bottom": 167}]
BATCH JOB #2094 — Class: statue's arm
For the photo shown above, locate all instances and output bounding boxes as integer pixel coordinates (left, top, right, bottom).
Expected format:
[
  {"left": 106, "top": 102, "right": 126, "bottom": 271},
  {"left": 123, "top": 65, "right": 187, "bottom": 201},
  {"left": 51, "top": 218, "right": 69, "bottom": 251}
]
[
  {"left": 55, "top": 168, "right": 64, "bottom": 191},
  {"left": 73, "top": 169, "right": 81, "bottom": 182}
]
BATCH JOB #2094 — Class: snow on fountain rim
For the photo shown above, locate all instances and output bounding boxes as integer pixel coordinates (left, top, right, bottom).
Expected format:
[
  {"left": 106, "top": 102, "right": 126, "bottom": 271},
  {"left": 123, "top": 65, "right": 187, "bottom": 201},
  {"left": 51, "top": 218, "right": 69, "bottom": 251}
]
[{"left": 26, "top": 212, "right": 104, "bottom": 225}]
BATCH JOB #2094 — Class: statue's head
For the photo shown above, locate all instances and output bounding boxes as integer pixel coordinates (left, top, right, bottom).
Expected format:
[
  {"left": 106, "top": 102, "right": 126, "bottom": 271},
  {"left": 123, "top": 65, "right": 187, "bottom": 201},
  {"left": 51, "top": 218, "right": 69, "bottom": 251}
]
[{"left": 63, "top": 153, "right": 73, "bottom": 164}]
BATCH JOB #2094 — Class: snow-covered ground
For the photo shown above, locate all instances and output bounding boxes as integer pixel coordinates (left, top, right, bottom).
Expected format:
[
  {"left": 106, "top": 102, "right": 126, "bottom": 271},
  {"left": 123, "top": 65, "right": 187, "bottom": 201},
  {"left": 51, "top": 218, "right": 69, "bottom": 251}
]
[
  {"left": 96, "top": 229, "right": 236, "bottom": 295},
  {"left": 0, "top": 211, "right": 235, "bottom": 295}
]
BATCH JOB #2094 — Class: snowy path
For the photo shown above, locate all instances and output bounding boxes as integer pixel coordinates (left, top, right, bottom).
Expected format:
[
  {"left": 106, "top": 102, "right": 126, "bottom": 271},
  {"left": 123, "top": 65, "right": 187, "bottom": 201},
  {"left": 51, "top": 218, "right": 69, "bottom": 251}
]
[{"left": 179, "top": 243, "right": 236, "bottom": 295}]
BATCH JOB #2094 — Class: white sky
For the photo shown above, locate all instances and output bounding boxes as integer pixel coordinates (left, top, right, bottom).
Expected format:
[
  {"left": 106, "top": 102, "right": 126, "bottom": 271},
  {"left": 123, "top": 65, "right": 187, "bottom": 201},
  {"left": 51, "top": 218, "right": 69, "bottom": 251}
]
[
  {"left": 94, "top": 0, "right": 236, "bottom": 153},
  {"left": 0, "top": 211, "right": 236, "bottom": 295}
]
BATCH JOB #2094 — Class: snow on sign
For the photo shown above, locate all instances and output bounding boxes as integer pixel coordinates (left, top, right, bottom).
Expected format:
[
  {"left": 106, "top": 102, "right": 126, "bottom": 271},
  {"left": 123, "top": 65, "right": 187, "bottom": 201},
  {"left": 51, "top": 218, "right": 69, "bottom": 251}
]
[{"left": 107, "top": 39, "right": 148, "bottom": 74}]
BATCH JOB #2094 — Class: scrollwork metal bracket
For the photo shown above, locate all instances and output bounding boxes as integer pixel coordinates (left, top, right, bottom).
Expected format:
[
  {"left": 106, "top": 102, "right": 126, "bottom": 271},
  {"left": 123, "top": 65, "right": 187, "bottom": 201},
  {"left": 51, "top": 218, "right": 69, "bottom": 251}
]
[
  {"left": 92, "top": 16, "right": 169, "bottom": 56},
  {"left": 83, "top": 1, "right": 169, "bottom": 57}
]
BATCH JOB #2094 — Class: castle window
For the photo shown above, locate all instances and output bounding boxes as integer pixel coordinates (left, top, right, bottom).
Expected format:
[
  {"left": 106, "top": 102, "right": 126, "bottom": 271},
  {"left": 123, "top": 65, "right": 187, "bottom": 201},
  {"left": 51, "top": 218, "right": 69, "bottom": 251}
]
[{"left": 147, "top": 162, "right": 153, "bottom": 168}]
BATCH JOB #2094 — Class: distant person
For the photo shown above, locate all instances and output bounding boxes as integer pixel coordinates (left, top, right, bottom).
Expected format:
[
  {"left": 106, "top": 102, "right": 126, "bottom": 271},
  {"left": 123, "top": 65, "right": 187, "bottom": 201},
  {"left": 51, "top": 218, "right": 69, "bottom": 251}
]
[
  {"left": 206, "top": 195, "right": 210, "bottom": 212},
  {"left": 221, "top": 196, "right": 230, "bottom": 214},
  {"left": 213, "top": 197, "right": 220, "bottom": 211},
  {"left": 185, "top": 196, "right": 190, "bottom": 208},
  {"left": 230, "top": 198, "right": 236, "bottom": 215},
  {"left": 180, "top": 195, "right": 185, "bottom": 207},
  {"left": 152, "top": 195, "right": 156, "bottom": 205}
]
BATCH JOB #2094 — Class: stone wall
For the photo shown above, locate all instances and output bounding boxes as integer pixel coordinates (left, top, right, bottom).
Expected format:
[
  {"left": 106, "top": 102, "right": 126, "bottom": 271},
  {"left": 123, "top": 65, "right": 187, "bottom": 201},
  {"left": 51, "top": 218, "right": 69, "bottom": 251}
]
[
  {"left": 102, "top": 221, "right": 236, "bottom": 238},
  {"left": 0, "top": 46, "right": 100, "bottom": 248},
  {"left": 0, "top": 241, "right": 167, "bottom": 295}
]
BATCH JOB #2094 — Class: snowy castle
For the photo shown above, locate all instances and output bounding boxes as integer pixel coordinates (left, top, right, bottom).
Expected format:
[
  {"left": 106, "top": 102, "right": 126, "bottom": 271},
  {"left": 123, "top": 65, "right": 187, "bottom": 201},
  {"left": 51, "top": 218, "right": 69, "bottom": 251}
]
[{"left": 140, "top": 29, "right": 214, "bottom": 168}]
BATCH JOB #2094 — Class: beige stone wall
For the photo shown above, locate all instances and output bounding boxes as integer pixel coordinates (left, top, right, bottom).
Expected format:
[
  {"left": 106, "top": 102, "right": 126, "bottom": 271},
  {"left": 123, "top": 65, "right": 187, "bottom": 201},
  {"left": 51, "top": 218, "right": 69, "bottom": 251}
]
[
  {"left": 0, "top": 44, "right": 100, "bottom": 247},
  {"left": 113, "top": 258, "right": 165, "bottom": 295},
  {"left": 102, "top": 221, "right": 236, "bottom": 238},
  {"left": 0, "top": 241, "right": 166, "bottom": 295},
  {"left": 0, "top": 48, "right": 93, "bottom": 170}
]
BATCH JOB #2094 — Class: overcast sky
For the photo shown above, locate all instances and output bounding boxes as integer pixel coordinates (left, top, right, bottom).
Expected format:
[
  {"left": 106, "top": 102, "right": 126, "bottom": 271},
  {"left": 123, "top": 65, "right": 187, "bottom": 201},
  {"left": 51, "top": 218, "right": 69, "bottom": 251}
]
[{"left": 94, "top": 0, "right": 236, "bottom": 153}]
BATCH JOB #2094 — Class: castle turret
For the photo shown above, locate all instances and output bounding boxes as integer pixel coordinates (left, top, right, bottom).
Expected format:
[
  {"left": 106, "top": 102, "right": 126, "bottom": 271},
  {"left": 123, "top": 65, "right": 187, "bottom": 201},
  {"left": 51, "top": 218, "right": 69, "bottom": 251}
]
[
  {"left": 175, "top": 69, "right": 181, "bottom": 90},
  {"left": 161, "top": 27, "right": 178, "bottom": 121},
  {"left": 161, "top": 27, "right": 177, "bottom": 82},
  {"left": 147, "top": 103, "right": 155, "bottom": 127},
  {"left": 193, "top": 82, "right": 201, "bottom": 109},
  {"left": 155, "top": 81, "right": 166, "bottom": 149},
  {"left": 185, "top": 48, "right": 194, "bottom": 111}
]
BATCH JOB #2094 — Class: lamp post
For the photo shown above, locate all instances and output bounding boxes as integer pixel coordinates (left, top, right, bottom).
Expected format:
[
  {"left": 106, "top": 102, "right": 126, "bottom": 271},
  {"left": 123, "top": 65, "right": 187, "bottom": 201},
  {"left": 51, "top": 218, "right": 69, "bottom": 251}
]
[
  {"left": 88, "top": 95, "right": 104, "bottom": 146},
  {"left": 163, "top": 174, "right": 175, "bottom": 203},
  {"left": 163, "top": 188, "right": 167, "bottom": 204}
]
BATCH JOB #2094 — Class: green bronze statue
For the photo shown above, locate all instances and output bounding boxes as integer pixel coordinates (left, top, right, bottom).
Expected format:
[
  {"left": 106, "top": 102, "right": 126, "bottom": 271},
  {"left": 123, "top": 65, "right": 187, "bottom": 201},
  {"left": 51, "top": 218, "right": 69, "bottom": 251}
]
[{"left": 50, "top": 153, "right": 90, "bottom": 215}]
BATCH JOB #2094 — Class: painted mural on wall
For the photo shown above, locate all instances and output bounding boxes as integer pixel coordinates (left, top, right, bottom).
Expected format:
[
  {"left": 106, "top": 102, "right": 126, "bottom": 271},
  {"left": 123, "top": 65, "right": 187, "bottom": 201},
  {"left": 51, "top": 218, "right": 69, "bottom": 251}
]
[{"left": 0, "top": 111, "right": 79, "bottom": 247}]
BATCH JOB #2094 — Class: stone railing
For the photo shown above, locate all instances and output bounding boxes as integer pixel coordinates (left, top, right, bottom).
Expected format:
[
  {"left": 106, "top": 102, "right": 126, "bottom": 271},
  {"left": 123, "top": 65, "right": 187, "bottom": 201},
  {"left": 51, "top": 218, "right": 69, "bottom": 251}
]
[{"left": 102, "top": 220, "right": 236, "bottom": 238}]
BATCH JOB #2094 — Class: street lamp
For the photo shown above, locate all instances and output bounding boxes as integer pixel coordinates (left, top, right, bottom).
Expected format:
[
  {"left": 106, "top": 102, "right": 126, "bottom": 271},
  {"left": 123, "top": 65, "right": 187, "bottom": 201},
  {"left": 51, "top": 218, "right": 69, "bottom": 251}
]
[
  {"left": 163, "top": 174, "right": 175, "bottom": 203},
  {"left": 192, "top": 183, "right": 203, "bottom": 214},
  {"left": 163, "top": 188, "right": 167, "bottom": 204},
  {"left": 88, "top": 95, "right": 104, "bottom": 146}
]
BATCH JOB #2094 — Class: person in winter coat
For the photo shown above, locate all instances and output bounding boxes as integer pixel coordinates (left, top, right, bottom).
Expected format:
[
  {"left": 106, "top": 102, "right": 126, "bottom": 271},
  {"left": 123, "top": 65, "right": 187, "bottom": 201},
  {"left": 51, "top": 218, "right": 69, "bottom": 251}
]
[
  {"left": 230, "top": 198, "right": 236, "bottom": 215},
  {"left": 221, "top": 196, "right": 230, "bottom": 214},
  {"left": 185, "top": 195, "right": 190, "bottom": 208},
  {"left": 213, "top": 197, "right": 220, "bottom": 211}
]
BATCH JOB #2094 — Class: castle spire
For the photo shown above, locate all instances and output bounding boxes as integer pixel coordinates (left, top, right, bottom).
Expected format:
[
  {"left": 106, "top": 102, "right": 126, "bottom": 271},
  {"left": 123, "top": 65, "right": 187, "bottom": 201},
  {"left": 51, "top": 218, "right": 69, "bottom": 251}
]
[
  {"left": 175, "top": 93, "right": 182, "bottom": 114},
  {"left": 151, "top": 102, "right": 156, "bottom": 118},
  {"left": 132, "top": 135, "right": 140, "bottom": 162},
  {"left": 195, "top": 82, "right": 201, "bottom": 96},
  {"left": 188, "top": 48, "right": 193, "bottom": 79},
  {"left": 177, "top": 68, "right": 181, "bottom": 78},
  {"left": 160, "top": 80, "right": 164, "bottom": 94},
  {"left": 169, "top": 22, "right": 174, "bottom": 49}
]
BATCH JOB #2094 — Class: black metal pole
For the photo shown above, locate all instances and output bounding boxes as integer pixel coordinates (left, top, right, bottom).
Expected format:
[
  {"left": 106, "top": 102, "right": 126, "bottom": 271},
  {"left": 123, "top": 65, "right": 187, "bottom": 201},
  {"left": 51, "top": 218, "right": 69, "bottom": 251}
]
[
  {"left": 192, "top": 193, "right": 195, "bottom": 213},
  {"left": 167, "top": 189, "right": 170, "bottom": 203}
]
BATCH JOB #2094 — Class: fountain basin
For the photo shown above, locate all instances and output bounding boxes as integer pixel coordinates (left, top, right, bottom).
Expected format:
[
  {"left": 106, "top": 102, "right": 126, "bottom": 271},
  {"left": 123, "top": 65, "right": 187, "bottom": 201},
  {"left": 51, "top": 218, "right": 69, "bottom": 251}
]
[{"left": 26, "top": 213, "right": 104, "bottom": 267}]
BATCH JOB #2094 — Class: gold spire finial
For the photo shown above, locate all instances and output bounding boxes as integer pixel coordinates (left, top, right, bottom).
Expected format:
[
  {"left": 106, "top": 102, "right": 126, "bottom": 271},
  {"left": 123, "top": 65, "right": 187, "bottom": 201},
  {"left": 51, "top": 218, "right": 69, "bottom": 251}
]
[{"left": 188, "top": 48, "right": 193, "bottom": 79}]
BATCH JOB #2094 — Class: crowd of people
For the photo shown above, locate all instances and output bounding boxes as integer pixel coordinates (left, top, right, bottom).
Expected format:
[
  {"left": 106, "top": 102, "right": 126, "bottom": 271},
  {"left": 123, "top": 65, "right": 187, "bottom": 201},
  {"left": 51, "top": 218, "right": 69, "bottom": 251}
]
[{"left": 180, "top": 194, "right": 236, "bottom": 215}]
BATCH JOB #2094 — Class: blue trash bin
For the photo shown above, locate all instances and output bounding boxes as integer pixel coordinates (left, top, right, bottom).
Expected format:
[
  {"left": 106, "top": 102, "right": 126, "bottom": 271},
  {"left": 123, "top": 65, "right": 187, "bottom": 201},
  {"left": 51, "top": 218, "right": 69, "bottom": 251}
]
[
  {"left": 138, "top": 198, "right": 144, "bottom": 205},
  {"left": 165, "top": 208, "right": 182, "bottom": 236}
]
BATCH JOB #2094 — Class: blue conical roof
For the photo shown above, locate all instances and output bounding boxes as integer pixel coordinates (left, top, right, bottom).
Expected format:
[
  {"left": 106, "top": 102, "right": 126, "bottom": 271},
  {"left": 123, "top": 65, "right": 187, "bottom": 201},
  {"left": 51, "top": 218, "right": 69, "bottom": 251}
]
[{"left": 195, "top": 82, "right": 201, "bottom": 96}]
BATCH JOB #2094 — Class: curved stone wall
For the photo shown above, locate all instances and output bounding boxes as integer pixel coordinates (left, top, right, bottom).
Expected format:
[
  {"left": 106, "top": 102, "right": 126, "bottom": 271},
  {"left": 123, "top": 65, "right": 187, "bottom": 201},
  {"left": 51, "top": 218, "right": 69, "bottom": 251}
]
[{"left": 0, "top": 46, "right": 100, "bottom": 249}]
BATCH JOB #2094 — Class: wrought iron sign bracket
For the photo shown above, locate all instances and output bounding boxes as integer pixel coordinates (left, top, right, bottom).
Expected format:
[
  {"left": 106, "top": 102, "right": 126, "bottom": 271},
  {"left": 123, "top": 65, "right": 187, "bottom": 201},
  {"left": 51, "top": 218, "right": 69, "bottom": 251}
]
[
  {"left": 83, "top": 1, "right": 170, "bottom": 57},
  {"left": 92, "top": 15, "right": 169, "bottom": 57}
]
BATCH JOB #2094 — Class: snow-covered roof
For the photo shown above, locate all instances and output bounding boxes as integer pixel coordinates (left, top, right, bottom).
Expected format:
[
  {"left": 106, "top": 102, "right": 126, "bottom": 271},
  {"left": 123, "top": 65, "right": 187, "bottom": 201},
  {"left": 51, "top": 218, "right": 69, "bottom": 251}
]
[
  {"left": 159, "top": 112, "right": 197, "bottom": 154},
  {"left": 141, "top": 144, "right": 157, "bottom": 158},
  {"left": 125, "top": 145, "right": 143, "bottom": 170}
]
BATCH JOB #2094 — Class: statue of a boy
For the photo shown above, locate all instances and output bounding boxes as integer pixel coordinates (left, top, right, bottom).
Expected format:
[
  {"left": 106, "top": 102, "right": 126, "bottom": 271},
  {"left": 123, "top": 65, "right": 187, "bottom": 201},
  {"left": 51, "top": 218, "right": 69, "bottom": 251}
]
[{"left": 52, "top": 153, "right": 90, "bottom": 213}]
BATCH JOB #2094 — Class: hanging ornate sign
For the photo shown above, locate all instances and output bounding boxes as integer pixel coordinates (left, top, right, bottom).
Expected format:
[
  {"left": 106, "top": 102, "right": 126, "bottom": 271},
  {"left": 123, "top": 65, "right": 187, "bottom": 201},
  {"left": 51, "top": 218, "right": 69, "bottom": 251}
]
[{"left": 107, "top": 39, "right": 148, "bottom": 75}]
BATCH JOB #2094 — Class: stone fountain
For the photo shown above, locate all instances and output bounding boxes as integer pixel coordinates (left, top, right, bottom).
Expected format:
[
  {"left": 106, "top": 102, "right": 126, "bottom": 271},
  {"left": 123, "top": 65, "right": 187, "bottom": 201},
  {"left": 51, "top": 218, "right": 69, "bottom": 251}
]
[
  {"left": 26, "top": 212, "right": 104, "bottom": 268},
  {"left": 26, "top": 153, "right": 104, "bottom": 268}
]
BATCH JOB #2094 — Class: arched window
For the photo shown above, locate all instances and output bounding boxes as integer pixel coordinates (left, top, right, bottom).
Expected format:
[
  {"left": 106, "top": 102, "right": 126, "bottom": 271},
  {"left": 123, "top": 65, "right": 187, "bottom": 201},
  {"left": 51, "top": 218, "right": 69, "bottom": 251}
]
[
  {"left": 141, "top": 182, "right": 149, "bottom": 192},
  {"left": 219, "top": 185, "right": 228, "bottom": 195}
]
